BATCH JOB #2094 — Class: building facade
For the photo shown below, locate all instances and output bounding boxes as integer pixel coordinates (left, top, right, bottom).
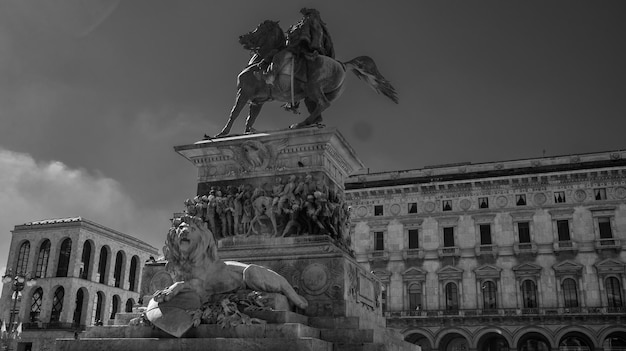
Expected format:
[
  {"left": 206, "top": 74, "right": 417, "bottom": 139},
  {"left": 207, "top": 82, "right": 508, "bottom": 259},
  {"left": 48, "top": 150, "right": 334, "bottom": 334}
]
[
  {"left": 0, "top": 217, "right": 158, "bottom": 351},
  {"left": 346, "top": 150, "right": 626, "bottom": 351}
]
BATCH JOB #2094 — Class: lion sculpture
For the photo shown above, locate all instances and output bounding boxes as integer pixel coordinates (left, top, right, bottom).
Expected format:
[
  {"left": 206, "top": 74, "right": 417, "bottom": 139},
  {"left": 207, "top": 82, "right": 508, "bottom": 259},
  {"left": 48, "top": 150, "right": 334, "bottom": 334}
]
[{"left": 153, "top": 214, "right": 308, "bottom": 310}]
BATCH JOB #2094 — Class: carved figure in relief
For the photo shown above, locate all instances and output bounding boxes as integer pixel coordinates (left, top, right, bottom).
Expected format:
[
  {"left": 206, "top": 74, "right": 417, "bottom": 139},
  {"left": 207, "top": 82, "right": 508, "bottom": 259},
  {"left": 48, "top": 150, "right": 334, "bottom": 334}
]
[
  {"left": 242, "top": 198, "right": 253, "bottom": 234},
  {"left": 184, "top": 199, "right": 198, "bottom": 217},
  {"left": 151, "top": 215, "right": 308, "bottom": 322},
  {"left": 295, "top": 173, "right": 314, "bottom": 204},
  {"left": 278, "top": 175, "right": 298, "bottom": 211},
  {"left": 248, "top": 196, "right": 278, "bottom": 236},
  {"left": 271, "top": 177, "right": 284, "bottom": 209},
  {"left": 206, "top": 189, "right": 218, "bottom": 237},
  {"left": 304, "top": 194, "right": 326, "bottom": 234},
  {"left": 216, "top": 196, "right": 231, "bottom": 237},
  {"left": 281, "top": 203, "right": 303, "bottom": 237}
]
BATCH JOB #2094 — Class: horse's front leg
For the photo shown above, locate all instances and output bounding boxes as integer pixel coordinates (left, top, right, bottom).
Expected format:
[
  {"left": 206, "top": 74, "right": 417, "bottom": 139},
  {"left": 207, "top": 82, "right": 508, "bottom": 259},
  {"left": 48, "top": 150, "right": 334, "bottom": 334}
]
[
  {"left": 214, "top": 88, "right": 247, "bottom": 138},
  {"left": 244, "top": 102, "right": 263, "bottom": 134}
]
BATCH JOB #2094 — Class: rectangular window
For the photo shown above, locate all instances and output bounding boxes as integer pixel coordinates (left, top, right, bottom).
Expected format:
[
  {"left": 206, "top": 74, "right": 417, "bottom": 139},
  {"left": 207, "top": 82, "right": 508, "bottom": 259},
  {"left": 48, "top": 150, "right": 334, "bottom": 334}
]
[
  {"left": 479, "top": 224, "right": 492, "bottom": 245},
  {"left": 478, "top": 197, "right": 489, "bottom": 209},
  {"left": 374, "top": 231, "right": 384, "bottom": 250},
  {"left": 557, "top": 220, "right": 570, "bottom": 241},
  {"left": 595, "top": 188, "right": 607, "bottom": 200},
  {"left": 516, "top": 194, "right": 527, "bottom": 206},
  {"left": 408, "top": 229, "right": 419, "bottom": 249},
  {"left": 554, "top": 191, "right": 566, "bottom": 203},
  {"left": 408, "top": 202, "right": 418, "bottom": 214},
  {"left": 442, "top": 200, "right": 452, "bottom": 211},
  {"left": 599, "top": 217, "right": 613, "bottom": 239},
  {"left": 374, "top": 205, "right": 383, "bottom": 216},
  {"left": 518, "top": 222, "right": 531, "bottom": 243},
  {"left": 443, "top": 227, "right": 455, "bottom": 247}
]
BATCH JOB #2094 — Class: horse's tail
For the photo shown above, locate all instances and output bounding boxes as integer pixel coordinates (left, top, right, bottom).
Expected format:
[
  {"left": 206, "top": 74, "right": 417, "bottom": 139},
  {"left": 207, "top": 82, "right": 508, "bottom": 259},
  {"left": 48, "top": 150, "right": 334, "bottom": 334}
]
[{"left": 344, "top": 56, "right": 398, "bottom": 104}]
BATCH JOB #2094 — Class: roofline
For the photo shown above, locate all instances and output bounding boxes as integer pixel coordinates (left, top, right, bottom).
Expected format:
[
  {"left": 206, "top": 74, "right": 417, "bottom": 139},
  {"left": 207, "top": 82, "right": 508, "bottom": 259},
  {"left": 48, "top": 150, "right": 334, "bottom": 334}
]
[
  {"left": 346, "top": 149, "right": 626, "bottom": 190},
  {"left": 13, "top": 217, "right": 159, "bottom": 254}
]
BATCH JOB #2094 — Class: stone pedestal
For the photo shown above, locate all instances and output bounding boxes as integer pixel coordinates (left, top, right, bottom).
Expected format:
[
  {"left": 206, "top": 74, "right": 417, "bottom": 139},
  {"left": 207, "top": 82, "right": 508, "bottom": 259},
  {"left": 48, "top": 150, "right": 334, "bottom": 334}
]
[
  {"left": 174, "top": 128, "right": 363, "bottom": 238},
  {"left": 175, "top": 127, "right": 363, "bottom": 195},
  {"left": 58, "top": 128, "right": 419, "bottom": 351}
]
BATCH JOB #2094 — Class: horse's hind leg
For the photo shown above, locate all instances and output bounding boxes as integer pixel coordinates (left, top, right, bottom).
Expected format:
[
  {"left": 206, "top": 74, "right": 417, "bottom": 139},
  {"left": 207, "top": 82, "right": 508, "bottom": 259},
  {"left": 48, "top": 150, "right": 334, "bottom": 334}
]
[
  {"left": 303, "top": 98, "right": 323, "bottom": 124},
  {"left": 290, "top": 91, "right": 329, "bottom": 129}
]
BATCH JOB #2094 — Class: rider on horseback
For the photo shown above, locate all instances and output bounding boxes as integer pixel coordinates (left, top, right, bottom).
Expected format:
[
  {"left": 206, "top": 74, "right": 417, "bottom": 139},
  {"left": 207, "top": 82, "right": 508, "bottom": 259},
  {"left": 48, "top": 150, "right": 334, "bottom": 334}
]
[{"left": 264, "top": 8, "right": 335, "bottom": 111}]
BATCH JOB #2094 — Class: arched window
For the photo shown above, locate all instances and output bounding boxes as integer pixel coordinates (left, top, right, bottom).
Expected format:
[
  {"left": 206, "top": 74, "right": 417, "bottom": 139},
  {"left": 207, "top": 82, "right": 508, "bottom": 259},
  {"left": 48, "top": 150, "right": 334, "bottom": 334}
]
[
  {"left": 521, "top": 280, "right": 538, "bottom": 308},
  {"left": 482, "top": 281, "right": 497, "bottom": 310},
  {"left": 50, "top": 287, "right": 65, "bottom": 322},
  {"left": 125, "top": 299, "right": 134, "bottom": 313},
  {"left": 560, "top": 335, "right": 591, "bottom": 351},
  {"left": 562, "top": 278, "right": 579, "bottom": 308},
  {"left": 445, "top": 282, "right": 459, "bottom": 310},
  {"left": 80, "top": 241, "right": 92, "bottom": 280},
  {"left": 35, "top": 240, "right": 51, "bottom": 278},
  {"left": 56, "top": 238, "right": 72, "bottom": 277},
  {"left": 606, "top": 277, "right": 623, "bottom": 308},
  {"left": 408, "top": 283, "right": 422, "bottom": 310},
  {"left": 92, "top": 292, "right": 105, "bottom": 325},
  {"left": 16, "top": 241, "right": 30, "bottom": 275},
  {"left": 113, "top": 251, "right": 124, "bottom": 288},
  {"left": 128, "top": 256, "right": 139, "bottom": 292},
  {"left": 110, "top": 295, "right": 120, "bottom": 320},
  {"left": 29, "top": 288, "right": 43, "bottom": 323},
  {"left": 73, "top": 289, "right": 85, "bottom": 326},
  {"left": 98, "top": 247, "right": 109, "bottom": 284}
]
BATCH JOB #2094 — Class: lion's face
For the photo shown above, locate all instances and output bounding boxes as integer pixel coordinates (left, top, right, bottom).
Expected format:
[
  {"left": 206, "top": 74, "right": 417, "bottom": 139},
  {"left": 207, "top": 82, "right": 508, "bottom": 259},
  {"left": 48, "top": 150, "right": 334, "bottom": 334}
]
[{"left": 177, "top": 220, "right": 203, "bottom": 255}]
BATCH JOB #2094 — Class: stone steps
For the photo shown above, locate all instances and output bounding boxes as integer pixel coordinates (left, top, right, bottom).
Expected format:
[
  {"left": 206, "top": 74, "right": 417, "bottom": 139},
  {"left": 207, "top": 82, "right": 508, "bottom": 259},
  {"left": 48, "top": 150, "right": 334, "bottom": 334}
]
[
  {"left": 68, "top": 310, "right": 419, "bottom": 351},
  {"left": 57, "top": 337, "right": 332, "bottom": 351}
]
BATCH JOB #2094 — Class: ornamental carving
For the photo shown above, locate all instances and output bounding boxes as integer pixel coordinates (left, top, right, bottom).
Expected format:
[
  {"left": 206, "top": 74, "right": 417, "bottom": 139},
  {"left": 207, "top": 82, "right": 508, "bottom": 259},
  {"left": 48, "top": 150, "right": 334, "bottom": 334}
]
[
  {"left": 460, "top": 198, "right": 471, "bottom": 211},
  {"left": 390, "top": 203, "right": 401, "bottom": 215},
  {"left": 301, "top": 263, "right": 331, "bottom": 295},
  {"left": 222, "top": 139, "right": 288, "bottom": 172},
  {"left": 574, "top": 189, "right": 587, "bottom": 202},
  {"left": 182, "top": 174, "right": 352, "bottom": 248},
  {"left": 533, "top": 192, "right": 547, "bottom": 205},
  {"left": 424, "top": 202, "right": 435, "bottom": 212},
  {"left": 356, "top": 206, "right": 368, "bottom": 217},
  {"left": 496, "top": 196, "right": 508, "bottom": 208},
  {"left": 615, "top": 187, "right": 626, "bottom": 199}
]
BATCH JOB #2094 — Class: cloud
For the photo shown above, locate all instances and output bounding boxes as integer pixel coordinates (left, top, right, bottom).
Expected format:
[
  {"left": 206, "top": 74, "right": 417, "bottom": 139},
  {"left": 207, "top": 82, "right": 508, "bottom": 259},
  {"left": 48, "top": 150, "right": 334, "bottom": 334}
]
[{"left": 0, "top": 148, "right": 168, "bottom": 286}]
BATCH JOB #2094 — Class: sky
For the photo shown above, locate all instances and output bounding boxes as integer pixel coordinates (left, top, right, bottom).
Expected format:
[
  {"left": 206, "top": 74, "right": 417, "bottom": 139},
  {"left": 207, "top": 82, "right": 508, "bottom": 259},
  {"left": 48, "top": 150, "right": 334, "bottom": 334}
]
[{"left": 1, "top": 0, "right": 626, "bottom": 285}]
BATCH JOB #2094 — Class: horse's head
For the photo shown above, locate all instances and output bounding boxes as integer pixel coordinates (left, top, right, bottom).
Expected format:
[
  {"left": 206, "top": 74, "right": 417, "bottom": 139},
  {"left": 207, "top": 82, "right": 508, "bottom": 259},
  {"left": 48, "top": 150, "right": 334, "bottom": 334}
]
[{"left": 239, "top": 20, "right": 285, "bottom": 52}]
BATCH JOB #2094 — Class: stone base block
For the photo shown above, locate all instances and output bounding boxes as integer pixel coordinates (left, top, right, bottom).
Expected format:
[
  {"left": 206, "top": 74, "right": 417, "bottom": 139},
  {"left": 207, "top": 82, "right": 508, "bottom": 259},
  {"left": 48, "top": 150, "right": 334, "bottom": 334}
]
[
  {"left": 84, "top": 322, "right": 319, "bottom": 339},
  {"left": 57, "top": 337, "right": 332, "bottom": 351}
]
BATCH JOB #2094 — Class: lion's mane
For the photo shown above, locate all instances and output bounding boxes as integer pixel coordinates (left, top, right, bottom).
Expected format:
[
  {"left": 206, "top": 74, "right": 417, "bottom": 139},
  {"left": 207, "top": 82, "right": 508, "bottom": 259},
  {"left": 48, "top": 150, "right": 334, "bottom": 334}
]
[{"left": 163, "top": 214, "right": 218, "bottom": 281}]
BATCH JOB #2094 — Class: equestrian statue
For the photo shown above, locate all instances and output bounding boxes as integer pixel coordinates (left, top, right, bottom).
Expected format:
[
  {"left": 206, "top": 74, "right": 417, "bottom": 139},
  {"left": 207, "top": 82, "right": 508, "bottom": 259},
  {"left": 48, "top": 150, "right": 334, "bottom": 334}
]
[{"left": 212, "top": 8, "right": 398, "bottom": 138}]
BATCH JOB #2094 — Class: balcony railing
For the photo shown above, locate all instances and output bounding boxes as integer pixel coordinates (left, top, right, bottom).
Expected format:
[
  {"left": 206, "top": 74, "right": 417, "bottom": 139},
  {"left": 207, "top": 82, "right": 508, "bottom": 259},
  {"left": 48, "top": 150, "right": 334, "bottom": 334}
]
[
  {"left": 595, "top": 238, "right": 622, "bottom": 251},
  {"left": 438, "top": 247, "right": 460, "bottom": 257},
  {"left": 554, "top": 240, "right": 578, "bottom": 253},
  {"left": 367, "top": 250, "right": 389, "bottom": 261},
  {"left": 475, "top": 244, "right": 498, "bottom": 256},
  {"left": 384, "top": 306, "right": 626, "bottom": 319},
  {"left": 402, "top": 248, "right": 425, "bottom": 260},
  {"left": 23, "top": 322, "right": 86, "bottom": 330},
  {"left": 514, "top": 242, "right": 537, "bottom": 255}
]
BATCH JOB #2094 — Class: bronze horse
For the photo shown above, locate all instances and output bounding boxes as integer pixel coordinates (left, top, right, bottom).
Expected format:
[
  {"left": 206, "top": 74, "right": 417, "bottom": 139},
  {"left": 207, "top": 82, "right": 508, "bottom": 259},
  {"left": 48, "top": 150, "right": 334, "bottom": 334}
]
[{"left": 213, "top": 20, "right": 398, "bottom": 138}]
